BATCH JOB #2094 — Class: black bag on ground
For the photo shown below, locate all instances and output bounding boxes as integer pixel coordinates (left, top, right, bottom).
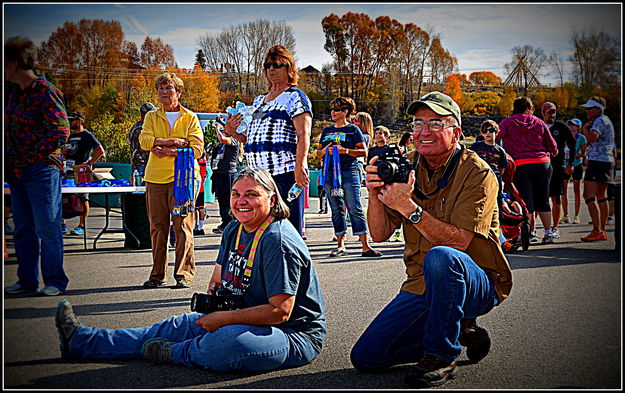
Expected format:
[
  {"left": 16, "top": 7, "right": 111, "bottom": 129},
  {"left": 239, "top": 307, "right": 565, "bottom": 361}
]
[{"left": 121, "top": 193, "right": 151, "bottom": 249}]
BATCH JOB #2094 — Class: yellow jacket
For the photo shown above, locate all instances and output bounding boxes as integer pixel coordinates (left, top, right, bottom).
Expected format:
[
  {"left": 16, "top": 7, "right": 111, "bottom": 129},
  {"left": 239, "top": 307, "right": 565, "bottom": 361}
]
[{"left": 139, "top": 105, "right": 204, "bottom": 184}]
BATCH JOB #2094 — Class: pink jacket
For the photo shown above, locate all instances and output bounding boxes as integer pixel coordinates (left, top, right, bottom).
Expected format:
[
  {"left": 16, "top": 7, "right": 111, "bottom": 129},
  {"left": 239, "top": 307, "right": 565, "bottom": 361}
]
[{"left": 497, "top": 113, "right": 557, "bottom": 164}]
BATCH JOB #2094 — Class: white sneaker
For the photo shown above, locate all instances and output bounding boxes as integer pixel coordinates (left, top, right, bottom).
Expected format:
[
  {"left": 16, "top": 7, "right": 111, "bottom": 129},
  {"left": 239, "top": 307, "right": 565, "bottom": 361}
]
[
  {"left": 606, "top": 216, "right": 615, "bottom": 225},
  {"left": 551, "top": 228, "right": 561, "bottom": 239},
  {"left": 529, "top": 231, "right": 538, "bottom": 243},
  {"left": 38, "top": 285, "right": 62, "bottom": 296}
]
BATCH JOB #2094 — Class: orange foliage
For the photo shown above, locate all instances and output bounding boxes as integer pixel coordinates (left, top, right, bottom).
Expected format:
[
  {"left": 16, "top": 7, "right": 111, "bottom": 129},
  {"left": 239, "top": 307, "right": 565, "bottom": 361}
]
[
  {"left": 445, "top": 74, "right": 462, "bottom": 105},
  {"left": 469, "top": 71, "right": 502, "bottom": 86}
]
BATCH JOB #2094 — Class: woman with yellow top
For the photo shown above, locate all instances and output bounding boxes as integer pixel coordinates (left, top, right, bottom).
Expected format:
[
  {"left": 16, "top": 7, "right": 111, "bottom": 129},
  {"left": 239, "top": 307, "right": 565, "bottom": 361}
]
[{"left": 139, "top": 72, "right": 204, "bottom": 289}]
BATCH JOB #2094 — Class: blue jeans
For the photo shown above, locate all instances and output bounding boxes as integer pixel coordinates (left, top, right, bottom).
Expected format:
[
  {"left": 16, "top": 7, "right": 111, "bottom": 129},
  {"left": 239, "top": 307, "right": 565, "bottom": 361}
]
[
  {"left": 68, "top": 312, "right": 321, "bottom": 372},
  {"left": 324, "top": 168, "right": 368, "bottom": 236},
  {"left": 350, "top": 246, "right": 498, "bottom": 370},
  {"left": 7, "top": 163, "right": 68, "bottom": 291}
]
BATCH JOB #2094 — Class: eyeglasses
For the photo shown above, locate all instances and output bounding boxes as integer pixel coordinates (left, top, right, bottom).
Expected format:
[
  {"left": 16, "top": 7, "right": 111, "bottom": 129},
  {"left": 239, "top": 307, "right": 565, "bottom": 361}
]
[
  {"left": 481, "top": 128, "right": 497, "bottom": 134},
  {"left": 330, "top": 107, "right": 348, "bottom": 112},
  {"left": 412, "top": 120, "right": 456, "bottom": 132},
  {"left": 263, "top": 61, "right": 288, "bottom": 69}
]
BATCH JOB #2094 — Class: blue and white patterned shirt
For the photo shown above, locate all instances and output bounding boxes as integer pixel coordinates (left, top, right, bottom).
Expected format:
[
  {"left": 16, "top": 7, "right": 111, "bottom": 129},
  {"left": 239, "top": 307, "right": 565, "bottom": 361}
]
[
  {"left": 586, "top": 114, "right": 615, "bottom": 163},
  {"left": 245, "top": 87, "right": 312, "bottom": 176}
]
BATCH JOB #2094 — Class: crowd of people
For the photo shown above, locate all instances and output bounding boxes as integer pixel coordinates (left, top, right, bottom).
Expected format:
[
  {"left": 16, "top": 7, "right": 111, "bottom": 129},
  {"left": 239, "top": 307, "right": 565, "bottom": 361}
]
[{"left": 3, "top": 35, "right": 619, "bottom": 388}]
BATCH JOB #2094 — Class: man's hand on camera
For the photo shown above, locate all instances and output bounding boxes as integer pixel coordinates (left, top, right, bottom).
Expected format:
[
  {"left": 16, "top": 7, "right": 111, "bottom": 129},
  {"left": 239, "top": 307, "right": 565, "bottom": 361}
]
[
  {"left": 365, "top": 156, "right": 384, "bottom": 195},
  {"left": 377, "top": 169, "right": 417, "bottom": 213}
]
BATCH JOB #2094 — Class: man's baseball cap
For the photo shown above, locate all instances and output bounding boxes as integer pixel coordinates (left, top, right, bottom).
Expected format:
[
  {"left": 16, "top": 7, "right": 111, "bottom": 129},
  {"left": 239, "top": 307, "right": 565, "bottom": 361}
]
[
  {"left": 567, "top": 118, "right": 582, "bottom": 128},
  {"left": 68, "top": 111, "right": 86, "bottom": 122},
  {"left": 140, "top": 102, "right": 157, "bottom": 115},
  {"left": 581, "top": 98, "right": 606, "bottom": 111},
  {"left": 406, "top": 91, "right": 462, "bottom": 127}
]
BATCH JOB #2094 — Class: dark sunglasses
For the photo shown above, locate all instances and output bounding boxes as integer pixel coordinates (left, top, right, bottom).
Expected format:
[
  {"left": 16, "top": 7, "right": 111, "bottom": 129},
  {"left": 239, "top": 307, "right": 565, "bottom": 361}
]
[
  {"left": 546, "top": 109, "right": 556, "bottom": 114},
  {"left": 481, "top": 128, "right": 497, "bottom": 134},
  {"left": 263, "top": 61, "right": 288, "bottom": 69},
  {"left": 330, "top": 107, "right": 348, "bottom": 112}
]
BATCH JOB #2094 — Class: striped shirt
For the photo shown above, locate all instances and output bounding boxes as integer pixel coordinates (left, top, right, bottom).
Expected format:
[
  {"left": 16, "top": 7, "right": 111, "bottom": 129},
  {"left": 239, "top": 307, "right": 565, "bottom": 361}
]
[{"left": 245, "top": 87, "right": 312, "bottom": 176}]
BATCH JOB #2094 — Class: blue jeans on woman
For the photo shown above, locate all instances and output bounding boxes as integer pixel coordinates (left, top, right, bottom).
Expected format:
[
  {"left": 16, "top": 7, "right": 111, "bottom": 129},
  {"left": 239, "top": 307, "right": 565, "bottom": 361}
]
[
  {"left": 67, "top": 312, "right": 321, "bottom": 372},
  {"left": 324, "top": 167, "right": 368, "bottom": 236},
  {"left": 350, "top": 246, "right": 498, "bottom": 371},
  {"left": 7, "top": 162, "right": 68, "bottom": 291}
]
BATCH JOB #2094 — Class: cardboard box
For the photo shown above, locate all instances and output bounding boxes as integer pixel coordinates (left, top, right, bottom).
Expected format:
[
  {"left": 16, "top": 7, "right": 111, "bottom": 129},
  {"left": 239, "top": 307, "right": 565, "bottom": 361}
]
[
  {"left": 72, "top": 164, "right": 93, "bottom": 183},
  {"left": 93, "top": 168, "right": 115, "bottom": 181}
]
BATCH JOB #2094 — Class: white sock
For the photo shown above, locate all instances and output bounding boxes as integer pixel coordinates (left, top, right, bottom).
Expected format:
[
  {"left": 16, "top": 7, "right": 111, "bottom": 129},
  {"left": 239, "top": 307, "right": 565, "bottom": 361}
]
[{"left": 198, "top": 220, "right": 204, "bottom": 230}]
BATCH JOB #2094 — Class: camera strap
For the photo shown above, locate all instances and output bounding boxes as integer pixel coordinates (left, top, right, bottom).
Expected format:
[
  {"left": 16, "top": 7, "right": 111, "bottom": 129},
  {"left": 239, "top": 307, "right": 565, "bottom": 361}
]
[
  {"left": 413, "top": 145, "right": 463, "bottom": 200},
  {"left": 234, "top": 215, "right": 276, "bottom": 290}
]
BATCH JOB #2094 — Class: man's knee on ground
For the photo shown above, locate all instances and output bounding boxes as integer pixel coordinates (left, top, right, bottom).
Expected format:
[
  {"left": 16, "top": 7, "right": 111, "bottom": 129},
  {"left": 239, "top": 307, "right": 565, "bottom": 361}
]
[{"left": 350, "top": 343, "right": 386, "bottom": 373}]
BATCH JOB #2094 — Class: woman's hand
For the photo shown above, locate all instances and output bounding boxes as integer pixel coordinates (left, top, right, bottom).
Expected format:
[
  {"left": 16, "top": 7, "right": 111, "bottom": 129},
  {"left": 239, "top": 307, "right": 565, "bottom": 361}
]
[
  {"left": 151, "top": 146, "right": 178, "bottom": 158},
  {"left": 171, "top": 138, "right": 188, "bottom": 148},
  {"left": 295, "top": 165, "right": 309, "bottom": 188},
  {"left": 196, "top": 312, "right": 225, "bottom": 333},
  {"left": 223, "top": 113, "right": 243, "bottom": 137}
]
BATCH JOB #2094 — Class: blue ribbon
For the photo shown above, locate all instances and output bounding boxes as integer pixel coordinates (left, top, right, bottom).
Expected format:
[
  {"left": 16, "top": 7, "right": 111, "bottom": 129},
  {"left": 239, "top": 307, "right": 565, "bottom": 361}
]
[{"left": 172, "top": 147, "right": 195, "bottom": 216}]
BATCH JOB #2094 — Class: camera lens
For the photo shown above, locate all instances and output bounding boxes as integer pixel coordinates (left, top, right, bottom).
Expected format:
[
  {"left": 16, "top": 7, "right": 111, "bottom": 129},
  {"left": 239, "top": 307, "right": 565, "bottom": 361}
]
[
  {"left": 190, "top": 293, "right": 210, "bottom": 313},
  {"left": 378, "top": 162, "right": 397, "bottom": 182}
]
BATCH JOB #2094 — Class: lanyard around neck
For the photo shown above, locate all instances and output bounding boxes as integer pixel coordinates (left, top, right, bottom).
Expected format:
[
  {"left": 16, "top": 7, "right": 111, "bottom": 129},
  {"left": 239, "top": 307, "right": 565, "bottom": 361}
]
[{"left": 234, "top": 215, "right": 276, "bottom": 289}]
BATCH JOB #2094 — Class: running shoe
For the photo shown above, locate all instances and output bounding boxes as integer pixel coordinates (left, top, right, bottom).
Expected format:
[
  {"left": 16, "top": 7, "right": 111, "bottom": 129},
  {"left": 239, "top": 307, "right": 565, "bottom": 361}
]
[
  {"left": 70, "top": 225, "right": 84, "bottom": 235},
  {"left": 581, "top": 230, "right": 608, "bottom": 242},
  {"left": 559, "top": 216, "right": 569, "bottom": 224},
  {"left": 551, "top": 227, "right": 561, "bottom": 239},
  {"left": 572, "top": 216, "right": 581, "bottom": 224},
  {"left": 606, "top": 216, "right": 615, "bottom": 225},
  {"left": 529, "top": 231, "right": 538, "bottom": 243}
]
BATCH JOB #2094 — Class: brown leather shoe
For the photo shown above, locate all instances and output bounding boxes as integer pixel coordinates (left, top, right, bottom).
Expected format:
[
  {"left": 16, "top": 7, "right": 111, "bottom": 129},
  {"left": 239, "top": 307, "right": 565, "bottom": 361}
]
[
  {"left": 459, "top": 318, "right": 491, "bottom": 363},
  {"left": 404, "top": 355, "right": 456, "bottom": 387}
]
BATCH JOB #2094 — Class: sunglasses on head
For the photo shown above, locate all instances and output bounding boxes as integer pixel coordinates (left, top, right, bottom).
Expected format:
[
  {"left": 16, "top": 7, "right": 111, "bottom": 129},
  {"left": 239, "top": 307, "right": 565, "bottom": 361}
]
[
  {"left": 481, "top": 127, "right": 497, "bottom": 134},
  {"left": 263, "top": 61, "right": 288, "bottom": 69}
]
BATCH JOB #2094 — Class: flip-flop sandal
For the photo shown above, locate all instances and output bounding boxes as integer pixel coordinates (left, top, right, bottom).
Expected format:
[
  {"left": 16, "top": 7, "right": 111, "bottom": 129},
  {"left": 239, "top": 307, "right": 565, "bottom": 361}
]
[
  {"left": 329, "top": 248, "right": 347, "bottom": 257},
  {"left": 362, "top": 249, "right": 383, "bottom": 257}
]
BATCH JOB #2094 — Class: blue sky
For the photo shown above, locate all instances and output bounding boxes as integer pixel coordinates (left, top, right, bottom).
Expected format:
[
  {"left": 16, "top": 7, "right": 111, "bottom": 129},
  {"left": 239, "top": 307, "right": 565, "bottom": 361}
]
[{"left": 3, "top": 3, "right": 621, "bottom": 85}]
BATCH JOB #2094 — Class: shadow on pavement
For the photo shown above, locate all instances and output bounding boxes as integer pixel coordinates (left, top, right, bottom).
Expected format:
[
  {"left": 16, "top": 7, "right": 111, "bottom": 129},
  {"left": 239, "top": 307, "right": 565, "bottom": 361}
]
[
  {"left": 505, "top": 246, "right": 619, "bottom": 270},
  {"left": 4, "top": 297, "right": 190, "bottom": 320}
]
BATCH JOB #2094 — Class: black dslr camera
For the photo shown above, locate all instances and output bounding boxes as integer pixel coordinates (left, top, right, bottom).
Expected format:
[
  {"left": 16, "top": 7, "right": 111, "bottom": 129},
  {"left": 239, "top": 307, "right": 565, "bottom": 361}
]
[
  {"left": 190, "top": 287, "right": 243, "bottom": 314},
  {"left": 375, "top": 143, "right": 412, "bottom": 184}
]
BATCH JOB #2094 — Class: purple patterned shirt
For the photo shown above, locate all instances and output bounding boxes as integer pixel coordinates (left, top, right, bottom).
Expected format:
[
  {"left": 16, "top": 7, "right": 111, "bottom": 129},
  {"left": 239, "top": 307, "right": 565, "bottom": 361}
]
[{"left": 4, "top": 76, "right": 69, "bottom": 178}]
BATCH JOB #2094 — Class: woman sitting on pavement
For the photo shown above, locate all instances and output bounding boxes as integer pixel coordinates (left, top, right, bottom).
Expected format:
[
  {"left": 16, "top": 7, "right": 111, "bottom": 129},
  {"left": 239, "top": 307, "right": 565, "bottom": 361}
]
[
  {"left": 316, "top": 97, "right": 382, "bottom": 258},
  {"left": 54, "top": 167, "right": 327, "bottom": 372}
]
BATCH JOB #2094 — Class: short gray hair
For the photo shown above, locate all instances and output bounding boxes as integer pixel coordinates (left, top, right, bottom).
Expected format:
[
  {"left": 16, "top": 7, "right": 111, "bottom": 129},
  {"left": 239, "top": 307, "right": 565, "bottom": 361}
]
[{"left": 232, "top": 167, "right": 290, "bottom": 220}]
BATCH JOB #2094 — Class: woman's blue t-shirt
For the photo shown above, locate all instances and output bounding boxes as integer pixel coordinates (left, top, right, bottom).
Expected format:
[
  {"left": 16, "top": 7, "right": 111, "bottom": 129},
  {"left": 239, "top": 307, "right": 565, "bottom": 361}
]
[
  {"left": 216, "top": 218, "right": 327, "bottom": 349},
  {"left": 318, "top": 124, "right": 365, "bottom": 171}
]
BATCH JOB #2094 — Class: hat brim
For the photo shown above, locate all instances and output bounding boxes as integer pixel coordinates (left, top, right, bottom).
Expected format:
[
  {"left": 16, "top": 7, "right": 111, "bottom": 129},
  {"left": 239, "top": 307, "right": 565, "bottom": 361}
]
[{"left": 406, "top": 101, "right": 454, "bottom": 118}]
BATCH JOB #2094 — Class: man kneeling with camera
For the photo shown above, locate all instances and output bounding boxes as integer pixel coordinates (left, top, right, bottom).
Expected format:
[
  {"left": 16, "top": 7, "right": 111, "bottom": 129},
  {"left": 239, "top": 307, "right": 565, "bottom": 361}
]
[
  {"left": 54, "top": 167, "right": 326, "bottom": 373},
  {"left": 351, "top": 92, "right": 512, "bottom": 388}
]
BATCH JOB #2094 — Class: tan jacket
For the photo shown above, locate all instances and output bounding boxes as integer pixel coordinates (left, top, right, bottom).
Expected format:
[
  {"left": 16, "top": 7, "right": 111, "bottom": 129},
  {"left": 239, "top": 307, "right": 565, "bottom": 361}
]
[
  {"left": 139, "top": 106, "right": 204, "bottom": 184},
  {"left": 386, "top": 146, "right": 513, "bottom": 303}
]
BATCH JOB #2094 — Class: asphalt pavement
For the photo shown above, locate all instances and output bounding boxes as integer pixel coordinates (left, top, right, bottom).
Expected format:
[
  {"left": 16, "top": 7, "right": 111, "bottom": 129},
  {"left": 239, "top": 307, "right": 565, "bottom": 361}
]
[{"left": 3, "top": 182, "right": 622, "bottom": 389}]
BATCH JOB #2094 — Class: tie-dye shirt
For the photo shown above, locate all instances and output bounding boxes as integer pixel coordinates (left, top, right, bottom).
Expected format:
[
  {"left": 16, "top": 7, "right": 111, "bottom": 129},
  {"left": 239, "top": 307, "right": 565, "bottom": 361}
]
[{"left": 4, "top": 76, "right": 69, "bottom": 178}]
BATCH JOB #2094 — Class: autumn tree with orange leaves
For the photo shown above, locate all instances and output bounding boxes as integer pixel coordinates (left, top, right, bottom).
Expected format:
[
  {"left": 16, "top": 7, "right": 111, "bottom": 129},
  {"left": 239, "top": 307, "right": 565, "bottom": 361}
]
[{"left": 469, "top": 71, "right": 503, "bottom": 86}]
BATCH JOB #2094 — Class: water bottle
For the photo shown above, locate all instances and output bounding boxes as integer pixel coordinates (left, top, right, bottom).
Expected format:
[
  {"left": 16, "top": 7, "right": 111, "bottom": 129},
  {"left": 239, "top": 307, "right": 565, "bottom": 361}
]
[
  {"left": 133, "top": 169, "right": 143, "bottom": 186},
  {"left": 287, "top": 183, "right": 304, "bottom": 202}
]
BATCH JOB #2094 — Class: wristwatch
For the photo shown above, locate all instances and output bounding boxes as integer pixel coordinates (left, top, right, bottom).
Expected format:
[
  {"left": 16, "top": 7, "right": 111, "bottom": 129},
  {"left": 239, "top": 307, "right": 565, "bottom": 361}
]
[{"left": 407, "top": 205, "right": 423, "bottom": 225}]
